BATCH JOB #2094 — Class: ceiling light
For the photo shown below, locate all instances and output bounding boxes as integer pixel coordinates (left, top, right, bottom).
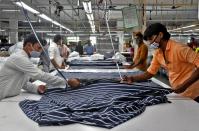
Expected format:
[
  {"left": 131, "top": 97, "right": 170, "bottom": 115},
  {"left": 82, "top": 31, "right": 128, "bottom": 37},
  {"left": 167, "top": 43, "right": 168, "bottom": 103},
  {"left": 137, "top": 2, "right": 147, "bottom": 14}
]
[
  {"left": 15, "top": 1, "right": 40, "bottom": 14},
  {"left": 2, "top": 9, "right": 20, "bottom": 12},
  {"left": 182, "top": 25, "right": 196, "bottom": 29},
  {"left": 39, "top": 14, "right": 53, "bottom": 22},
  {"left": 83, "top": 1, "right": 92, "bottom": 14},
  {"left": 86, "top": 13, "right": 94, "bottom": 21}
]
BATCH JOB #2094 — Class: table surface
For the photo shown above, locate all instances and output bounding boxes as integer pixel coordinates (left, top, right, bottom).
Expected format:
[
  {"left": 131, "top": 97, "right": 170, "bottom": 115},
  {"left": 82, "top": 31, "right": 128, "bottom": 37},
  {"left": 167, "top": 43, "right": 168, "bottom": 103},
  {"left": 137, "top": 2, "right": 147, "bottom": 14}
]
[
  {"left": 1, "top": 69, "right": 199, "bottom": 131},
  {"left": 0, "top": 92, "right": 198, "bottom": 131}
]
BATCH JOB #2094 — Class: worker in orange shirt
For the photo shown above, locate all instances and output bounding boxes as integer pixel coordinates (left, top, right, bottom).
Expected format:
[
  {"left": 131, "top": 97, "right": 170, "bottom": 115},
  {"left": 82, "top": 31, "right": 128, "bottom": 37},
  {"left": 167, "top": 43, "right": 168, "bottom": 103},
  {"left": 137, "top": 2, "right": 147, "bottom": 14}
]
[
  {"left": 124, "top": 32, "right": 148, "bottom": 71},
  {"left": 122, "top": 23, "right": 199, "bottom": 102}
]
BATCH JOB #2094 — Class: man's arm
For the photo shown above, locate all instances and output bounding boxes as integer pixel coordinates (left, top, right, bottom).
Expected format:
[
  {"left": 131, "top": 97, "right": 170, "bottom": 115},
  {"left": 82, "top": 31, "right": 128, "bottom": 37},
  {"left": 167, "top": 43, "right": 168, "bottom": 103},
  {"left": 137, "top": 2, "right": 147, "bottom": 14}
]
[
  {"left": 51, "top": 59, "right": 64, "bottom": 69},
  {"left": 174, "top": 68, "right": 199, "bottom": 93},
  {"left": 22, "top": 82, "right": 38, "bottom": 94},
  {"left": 174, "top": 45, "right": 199, "bottom": 93},
  {"left": 123, "top": 71, "right": 154, "bottom": 84}
]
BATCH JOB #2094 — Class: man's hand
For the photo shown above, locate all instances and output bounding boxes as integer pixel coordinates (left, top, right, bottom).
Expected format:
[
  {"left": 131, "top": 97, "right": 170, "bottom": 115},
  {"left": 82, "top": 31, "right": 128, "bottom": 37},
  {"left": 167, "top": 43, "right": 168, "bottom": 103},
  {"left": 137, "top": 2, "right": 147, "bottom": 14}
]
[
  {"left": 173, "top": 84, "right": 187, "bottom": 94},
  {"left": 123, "top": 65, "right": 131, "bottom": 69},
  {"left": 68, "top": 78, "right": 81, "bottom": 89},
  {"left": 37, "top": 85, "right": 46, "bottom": 94},
  {"left": 60, "top": 64, "right": 66, "bottom": 69},
  {"left": 121, "top": 75, "right": 134, "bottom": 84}
]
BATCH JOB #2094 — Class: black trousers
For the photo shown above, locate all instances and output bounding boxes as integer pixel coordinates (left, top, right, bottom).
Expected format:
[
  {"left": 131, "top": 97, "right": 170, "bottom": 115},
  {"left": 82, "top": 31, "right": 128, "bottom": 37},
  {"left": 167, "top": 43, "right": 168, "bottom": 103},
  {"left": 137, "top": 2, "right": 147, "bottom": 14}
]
[{"left": 194, "top": 96, "right": 199, "bottom": 103}]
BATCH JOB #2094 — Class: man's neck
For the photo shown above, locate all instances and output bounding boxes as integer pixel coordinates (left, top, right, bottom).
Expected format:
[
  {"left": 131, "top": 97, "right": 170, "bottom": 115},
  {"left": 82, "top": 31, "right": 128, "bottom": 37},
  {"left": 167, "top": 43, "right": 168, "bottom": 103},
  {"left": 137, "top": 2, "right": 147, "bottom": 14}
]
[{"left": 160, "top": 39, "right": 168, "bottom": 52}]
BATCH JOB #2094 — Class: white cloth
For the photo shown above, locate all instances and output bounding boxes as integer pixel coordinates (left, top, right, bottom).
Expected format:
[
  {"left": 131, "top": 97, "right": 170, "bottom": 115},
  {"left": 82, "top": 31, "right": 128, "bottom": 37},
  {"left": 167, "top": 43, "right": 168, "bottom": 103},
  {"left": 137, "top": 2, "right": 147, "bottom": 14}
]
[
  {"left": 112, "top": 52, "right": 126, "bottom": 63},
  {"left": 90, "top": 54, "right": 104, "bottom": 61},
  {"left": 0, "top": 50, "right": 66, "bottom": 100},
  {"left": 48, "top": 42, "right": 64, "bottom": 70},
  {"left": 68, "top": 51, "right": 79, "bottom": 58}
]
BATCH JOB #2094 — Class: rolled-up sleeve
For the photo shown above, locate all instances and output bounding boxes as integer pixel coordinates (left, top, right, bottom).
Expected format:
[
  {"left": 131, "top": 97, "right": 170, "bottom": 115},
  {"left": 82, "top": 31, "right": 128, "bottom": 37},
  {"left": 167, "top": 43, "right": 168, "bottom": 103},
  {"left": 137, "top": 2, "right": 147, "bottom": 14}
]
[{"left": 147, "top": 52, "right": 161, "bottom": 75}]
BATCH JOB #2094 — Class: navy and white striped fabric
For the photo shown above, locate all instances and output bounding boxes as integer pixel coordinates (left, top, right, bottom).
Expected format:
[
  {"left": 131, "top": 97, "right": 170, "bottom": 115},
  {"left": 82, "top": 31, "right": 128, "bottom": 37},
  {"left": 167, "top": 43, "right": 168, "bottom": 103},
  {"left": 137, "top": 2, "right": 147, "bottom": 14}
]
[
  {"left": 68, "top": 60, "right": 123, "bottom": 69},
  {"left": 19, "top": 80, "right": 172, "bottom": 128},
  {"left": 70, "top": 65, "right": 124, "bottom": 69},
  {"left": 59, "top": 71, "right": 142, "bottom": 79}
]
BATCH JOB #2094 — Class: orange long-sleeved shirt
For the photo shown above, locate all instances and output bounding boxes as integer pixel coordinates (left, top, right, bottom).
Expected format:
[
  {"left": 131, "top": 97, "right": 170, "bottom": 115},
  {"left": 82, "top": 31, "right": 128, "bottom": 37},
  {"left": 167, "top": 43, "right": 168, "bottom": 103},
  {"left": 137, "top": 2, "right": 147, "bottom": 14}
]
[{"left": 147, "top": 39, "right": 199, "bottom": 99}]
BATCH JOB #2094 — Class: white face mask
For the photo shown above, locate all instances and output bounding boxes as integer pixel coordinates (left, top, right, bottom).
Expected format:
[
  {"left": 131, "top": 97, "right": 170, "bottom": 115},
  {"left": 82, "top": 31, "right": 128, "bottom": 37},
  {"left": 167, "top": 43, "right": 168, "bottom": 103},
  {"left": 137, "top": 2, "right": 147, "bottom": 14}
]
[
  {"left": 150, "top": 42, "right": 159, "bottom": 49},
  {"left": 30, "top": 51, "right": 41, "bottom": 58}
]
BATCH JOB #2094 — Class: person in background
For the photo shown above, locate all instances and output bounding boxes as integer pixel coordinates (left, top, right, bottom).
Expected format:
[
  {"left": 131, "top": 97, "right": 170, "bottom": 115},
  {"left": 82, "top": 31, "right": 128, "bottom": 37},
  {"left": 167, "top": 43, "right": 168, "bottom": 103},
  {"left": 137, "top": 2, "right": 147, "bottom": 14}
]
[
  {"left": 195, "top": 47, "right": 199, "bottom": 53},
  {"left": 84, "top": 40, "right": 95, "bottom": 55},
  {"left": 124, "top": 32, "right": 148, "bottom": 71},
  {"left": 125, "top": 41, "right": 134, "bottom": 55},
  {"left": 122, "top": 23, "right": 199, "bottom": 102},
  {"left": 190, "top": 37, "right": 198, "bottom": 51},
  {"left": 0, "top": 34, "right": 80, "bottom": 100},
  {"left": 48, "top": 34, "right": 65, "bottom": 71},
  {"left": 39, "top": 39, "right": 50, "bottom": 72},
  {"left": 75, "top": 41, "right": 84, "bottom": 55},
  {"left": 59, "top": 41, "right": 70, "bottom": 62}
]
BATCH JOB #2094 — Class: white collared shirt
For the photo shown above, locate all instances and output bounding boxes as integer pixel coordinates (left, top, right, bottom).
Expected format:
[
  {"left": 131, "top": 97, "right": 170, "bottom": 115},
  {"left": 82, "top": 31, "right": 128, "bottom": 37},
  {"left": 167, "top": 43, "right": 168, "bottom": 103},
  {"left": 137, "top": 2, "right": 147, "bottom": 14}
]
[
  {"left": 48, "top": 42, "right": 64, "bottom": 70},
  {"left": 0, "top": 50, "right": 66, "bottom": 100}
]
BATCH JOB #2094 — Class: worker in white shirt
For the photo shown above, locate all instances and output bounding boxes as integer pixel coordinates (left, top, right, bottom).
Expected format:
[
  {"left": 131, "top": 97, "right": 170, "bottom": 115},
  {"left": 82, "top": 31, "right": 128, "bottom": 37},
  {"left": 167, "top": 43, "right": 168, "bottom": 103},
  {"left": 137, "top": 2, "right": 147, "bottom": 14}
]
[
  {"left": 48, "top": 34, "right": 65, "bottom": 71},
  {"left": 0, "top": 34, "right": 80, "bottom": 100}
]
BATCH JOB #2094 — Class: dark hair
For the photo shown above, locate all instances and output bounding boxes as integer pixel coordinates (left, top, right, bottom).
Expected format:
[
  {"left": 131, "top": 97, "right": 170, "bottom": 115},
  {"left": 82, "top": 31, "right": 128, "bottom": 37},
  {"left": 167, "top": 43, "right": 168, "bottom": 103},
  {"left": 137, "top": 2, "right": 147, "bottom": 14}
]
[
  {"left": 41, "top": 39, "right": 47, "bottom": 46},
  {"left": 143, "top": 23, "right": 170, "bottom": 41},
  {"left": 53, "top": 34, "right": 62, "bottom": 43},
  {"left": 23, "top": 34, "right": 43, "bottom": 47},
  {"left": 135, "top": 32, "right": 143, "bottom": 39},
  {"left": 1, "top": 38, "right": 8, "bottom": 43}
]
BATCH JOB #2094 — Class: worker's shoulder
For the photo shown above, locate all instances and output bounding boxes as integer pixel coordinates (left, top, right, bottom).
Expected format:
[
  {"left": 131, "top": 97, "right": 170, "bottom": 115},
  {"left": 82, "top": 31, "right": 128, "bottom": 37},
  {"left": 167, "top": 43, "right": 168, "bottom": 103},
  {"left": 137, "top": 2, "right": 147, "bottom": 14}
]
[
  {"left": 170, "top": 39, "right": 187, "bottom": 49},
  {"left": 9, "top": 51, "right": 29, "bottom": 61},
  {"left": 141, "top": 43, "right": 148, "bottom": 49}
]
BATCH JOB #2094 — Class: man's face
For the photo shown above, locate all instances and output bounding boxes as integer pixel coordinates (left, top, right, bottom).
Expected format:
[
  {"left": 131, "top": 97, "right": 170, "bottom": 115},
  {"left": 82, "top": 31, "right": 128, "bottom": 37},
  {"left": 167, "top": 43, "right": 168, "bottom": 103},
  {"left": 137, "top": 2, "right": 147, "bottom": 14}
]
[
  {"left": 147, "top": 32, "right": 163, "bottom": 45},
  {"left": 57, "top": 39, "right": 63, "bottom": 46},
  {"left": 134, "top": 36, "right": 142, "bottom": 45},
  {"left": 31, "top": 43, "right": 42, "bottom": 52}
]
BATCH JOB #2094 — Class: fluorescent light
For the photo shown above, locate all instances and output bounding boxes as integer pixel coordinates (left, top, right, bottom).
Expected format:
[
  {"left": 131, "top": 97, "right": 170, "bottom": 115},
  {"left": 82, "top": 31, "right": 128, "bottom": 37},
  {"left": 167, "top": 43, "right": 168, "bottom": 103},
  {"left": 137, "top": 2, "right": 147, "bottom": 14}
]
[
  {"left": 39, "top": 14, "right": 53, "bottom": 22},
  {"left": 47, "top": 33, "right": 56, "bottom": 36},
  {"left": 23, "top": 20, "right": 37, "bottom": 23},
  {"left": 182, "top": 25, "right": 196, "bottom": 29},
  {"left": 83, "top": 1, "right": 92, "bottom": 13},
  {"left": 169, "top": 24, "right": 197, "bottom": 31},
  {"left": 184, "top": 30, "right": 193, "bottom": 32},
  {"left": 0, "top": 29, "right": 5, "bottom": 32},
  {"left": 2, "top": 9, "right": 20, "bottom": 12},
  {"left": 15, "top": 1, "right": 40, "bottom": 14},
  {"left": 52, "top": 21, "right": 61, "bottom": 26},
  {"left": 87, "top": 1, "right": 92, "bottom": 13},
  {"left": 15, "top": 2, "right": 73, "bottom": 33},
  {"left": 82, "top": 1, "right": 95, "bottom": 33},
  {"left": 86, "top": 13, "right": 94, "bottom": 20},
  {"left": 89, "top": 20, "right": 94, "bottom": 26}
]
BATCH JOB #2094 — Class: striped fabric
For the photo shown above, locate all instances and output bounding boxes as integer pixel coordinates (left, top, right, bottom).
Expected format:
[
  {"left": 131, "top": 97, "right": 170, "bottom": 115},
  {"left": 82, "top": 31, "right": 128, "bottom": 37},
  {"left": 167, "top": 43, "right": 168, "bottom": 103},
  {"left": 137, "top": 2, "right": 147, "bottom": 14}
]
[
  {"left": 68, "top": 60, "right": 123, "bottom": 69},
  {"left": 59, "top": 71, "right": 142, "bottom": 79},
  {"left": 70, "top": 65, "right": 124, "bottom": 69},
  {"left": 19, "top": 81, "right": 172, "bottom": 128}
]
